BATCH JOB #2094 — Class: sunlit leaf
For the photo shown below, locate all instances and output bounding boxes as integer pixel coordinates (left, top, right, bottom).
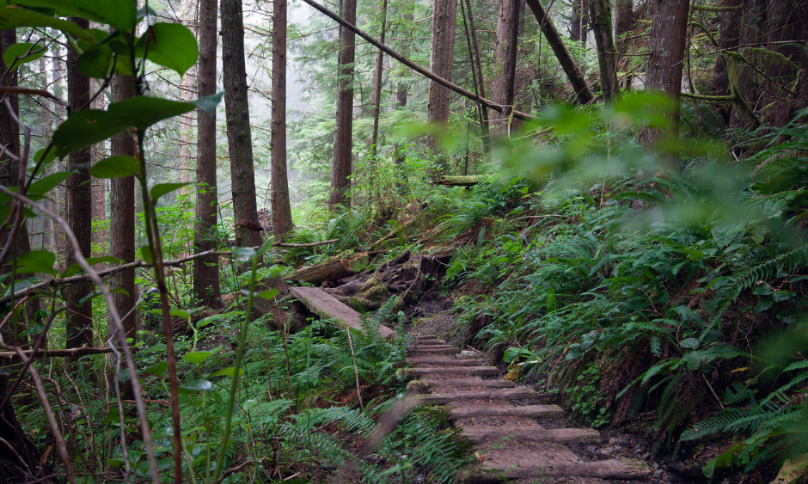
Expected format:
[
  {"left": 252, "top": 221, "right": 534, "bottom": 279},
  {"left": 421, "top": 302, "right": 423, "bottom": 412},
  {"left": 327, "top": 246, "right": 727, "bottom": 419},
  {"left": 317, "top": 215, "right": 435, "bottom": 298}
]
[
  {"left": 184, "top": 346, "right": 221, "bottom": 365},
  {"left": 91, "top": 155, "right": 140, "bottom": 178},
  {"left": 136, "top": 22, "right": 198, "bottom": 77},
  {"left": 150, "top": 182, "right": 190, "bottom": 202},
  {"left": 179, "top": 379, "right": 213, "bottom": 393}
]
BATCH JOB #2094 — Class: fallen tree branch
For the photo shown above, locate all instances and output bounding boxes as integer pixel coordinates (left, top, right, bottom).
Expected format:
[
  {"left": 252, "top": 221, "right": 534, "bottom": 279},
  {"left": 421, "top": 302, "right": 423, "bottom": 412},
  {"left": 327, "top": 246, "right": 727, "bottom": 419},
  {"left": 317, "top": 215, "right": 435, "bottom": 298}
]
[
  {"left": 0, "top": 249, "right": 231, "bottom": 305},
  {"left": 0, "top": 346, "right": 120, "bottom": 362},
  {"left": 274, "top": 238, "right": 339, "bottom": 248}
]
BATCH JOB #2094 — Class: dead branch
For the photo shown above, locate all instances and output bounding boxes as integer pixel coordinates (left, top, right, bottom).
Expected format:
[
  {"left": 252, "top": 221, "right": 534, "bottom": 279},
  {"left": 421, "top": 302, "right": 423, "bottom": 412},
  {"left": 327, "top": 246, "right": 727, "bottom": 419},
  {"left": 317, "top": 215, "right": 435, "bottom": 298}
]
[
  {"left": 0, "top": 346, "right": 120, "bottom": 362},
  {"left": 0, "top": 249, "right": 230, "bottom": 305},
  {"left": 274, "top": 238, "right": 339, "bottom": 248}
]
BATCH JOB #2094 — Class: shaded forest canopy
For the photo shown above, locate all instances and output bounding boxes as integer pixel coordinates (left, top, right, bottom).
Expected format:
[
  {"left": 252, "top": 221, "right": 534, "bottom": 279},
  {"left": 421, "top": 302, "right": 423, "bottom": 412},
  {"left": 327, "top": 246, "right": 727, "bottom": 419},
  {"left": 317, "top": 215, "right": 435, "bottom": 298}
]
[{"left": 1, "top": 0, "right": 808, "bottom": 482}]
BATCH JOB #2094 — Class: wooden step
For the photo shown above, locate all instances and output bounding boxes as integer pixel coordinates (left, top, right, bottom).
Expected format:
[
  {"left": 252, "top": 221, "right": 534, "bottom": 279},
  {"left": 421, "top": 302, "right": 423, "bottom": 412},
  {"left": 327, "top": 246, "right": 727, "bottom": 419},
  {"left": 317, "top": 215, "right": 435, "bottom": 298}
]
[
  {"left": 290, "top": 287, "right": 394, "bottom": 339},
  {"left": 460, "top": 427, "right": 600, "bottom": 444},
  {"left": 407, "top": 346, "right": 461, "bottom": 355},
  {"left": 464, "top": 458, "right": 652, "bottom": 481},
  {"left": 406, "top": 357, "right": 480, "bottom": 367},
  {"left": 417, "top": 378, "right": 516, "bottom": 389},
  {"left": 448, "top": 404, "right": 564, "bottom": 420},
  {"left": 402, "top": 366, "right": 499, "bottom": 377},
  {"left": 420, "top": 388, "right": 535, "bottom": 404}
]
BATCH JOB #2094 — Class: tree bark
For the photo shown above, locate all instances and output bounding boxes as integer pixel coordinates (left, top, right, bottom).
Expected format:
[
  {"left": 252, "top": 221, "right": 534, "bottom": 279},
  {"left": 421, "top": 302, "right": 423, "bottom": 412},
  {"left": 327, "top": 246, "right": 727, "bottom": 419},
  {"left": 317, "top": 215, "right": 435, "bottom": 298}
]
[
  {"left": 762, "top": 0, "right": 808, "bottom": 126},
  {"left": 271, "top": 0, "right": 294, "bottom": 236},
  {"left": 524, "top": 0, "right": 594, "bottom": 104},
  {"left": 711, "top": 0, "right": 741, "bottom": 122},
  {"left": 589, "top": 0, "right": 618, "bottom": 101},
  {"left": 329, "top": 0, "right": 358, "bottom": 209},
  {"left": 490, "top": 0, "right": 521, "bottom": 134},
  {"left": 109, "top": 75, "right": 138, "bottom": 361},
  {"left": 427, "top": 0, "right": 458, "bottom": 149},
  {"left": 90, "top": 87, "right": 107, "bottom": 259},
  {"left": 65, "top": 17, "right": 94, "bottom": 360},
  {"left": 460, "top": 0, "right": 490, "bottom": 143},
  {"left": 369, "top": 0, "right": 388, "bottom": 161},
  {"left": 222, "top": 0, "right": 262, "bottom": 247},
  {"left": 638, "top": 0, "right": 689, "bottom": 170},
  {"left": 569, "top": 0, "right": 588, "bottom": 42},
  {"left": 193, "top": 0, "right": 222, "bottom": 307}
]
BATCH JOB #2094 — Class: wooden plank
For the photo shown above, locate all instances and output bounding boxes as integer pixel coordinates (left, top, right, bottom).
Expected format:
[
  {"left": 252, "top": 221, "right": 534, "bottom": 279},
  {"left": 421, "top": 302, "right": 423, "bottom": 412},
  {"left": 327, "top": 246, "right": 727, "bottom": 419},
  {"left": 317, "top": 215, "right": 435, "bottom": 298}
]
[
  {"left": 402, "top": 366, "right": 499, "bottom": 377},
  {"left": 406, "top": 357, "right": 480, "bottom": 367},
  {"left": 470, "top": 458, "right": 652, "bottom": 480},
  {"left": 289, "top": 286, "right": 395, "bottom": 339},
  {"left": 407, "top": 347, "right": 461, "bottom": 355},
  {"left": 461, "top": 427, "right": 601, "bottom": 444},
  {"left": 420, "top": 378, "right": 516, "bottom": 389},
  {"left": 448, "top": 404, "right": 564, "bottom": 420},
  {"left": 421, "top": 388, "right": 536, "bottom": 404}
]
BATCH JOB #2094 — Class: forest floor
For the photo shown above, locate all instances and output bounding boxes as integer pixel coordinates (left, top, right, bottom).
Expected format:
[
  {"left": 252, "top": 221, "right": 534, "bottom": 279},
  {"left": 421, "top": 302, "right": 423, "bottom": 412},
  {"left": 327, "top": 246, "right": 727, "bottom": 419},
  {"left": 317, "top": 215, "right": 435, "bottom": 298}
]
[{"left": 290, "top": 252, "right": 723, "bottom": 483}]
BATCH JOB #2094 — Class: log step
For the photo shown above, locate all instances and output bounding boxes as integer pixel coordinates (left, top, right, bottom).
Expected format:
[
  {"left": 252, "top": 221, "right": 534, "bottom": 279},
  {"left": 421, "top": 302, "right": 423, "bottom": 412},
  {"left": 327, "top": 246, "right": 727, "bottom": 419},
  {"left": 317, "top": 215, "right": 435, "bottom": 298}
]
[
  {"left": 460, "top": 427, "right": 600, "bottom": 444},
  {"left": 420, "top": 388, "right": 535, "bottom": 404},
  {"left": 448, "top": 404, "right": 564, "bottom": 420},
  {"left": 470, "top": 458, "right": 652, "bottom": 481},
  {"left": 290, "top": 287, "right": 394, "bottom": 339},
  {"left": 419, "top": 378, "right": 516, "bottom": 389},
  {"left": 408, "top": 347, "right": 461, "bottom": 355},
  {"left": 406, "top": 357, "right": 480, "bottom": 367},
  {"left": 402, "top": 366, "right": 499, "bottom": 377}
]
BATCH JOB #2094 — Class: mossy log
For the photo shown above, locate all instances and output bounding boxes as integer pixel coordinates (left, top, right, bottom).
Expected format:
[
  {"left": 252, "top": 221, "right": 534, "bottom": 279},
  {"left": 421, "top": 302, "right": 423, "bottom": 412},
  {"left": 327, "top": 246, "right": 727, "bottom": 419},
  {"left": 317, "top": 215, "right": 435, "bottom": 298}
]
[
  {"left": 435, "top": 175, "right": 482, "bottom": 187},
  {"left": 290, "top": 253, "right": 369, "bottom": 285}
]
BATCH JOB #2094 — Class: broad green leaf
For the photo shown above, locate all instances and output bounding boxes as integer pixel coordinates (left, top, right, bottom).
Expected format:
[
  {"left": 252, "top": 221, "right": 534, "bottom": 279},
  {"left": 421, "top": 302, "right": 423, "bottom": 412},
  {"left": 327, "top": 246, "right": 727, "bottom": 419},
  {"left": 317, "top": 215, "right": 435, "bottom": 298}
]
[
  {"left": 0, "top": 6, "right": 94, "bottom": 42},
  {"left": 16, "top": 250, "right": 56, "bottom": 275},
  {"left": 143, "top": 361, "right": 168, "bottom": 376},
  {"left": 86, "top": 255, "right": 124, "bottom": 265},
  {"left": 28, "top": 172, "right": 69, "bottom": 197},
  {"left": 211, "top": 367, "right": 243, "bottom": 378},
  {"left": 183, "top": 346, "right": 221, "bottom": 365},
  {"left": 170, "top": 309, "right": 190, "bottom": 320},
  {"left": 140, "top": 245, "right": 153, "bottom": 264},
  {"left": 2, "top": 277, "right": 38, "bottom": 297},
  {"left": 32, "top": 147, "right": 57, "bottom": 168},
  {"left": 110, "top": 287, "right": 129, "bottom": 297},
  {"left": 256, "top": 289, "right": 279, "bottom": 300},
  {"left": 679, "top": 337, "right": 699, "bottom": 350},
  {"left": 150, "top": 182, "right": 190, "bottom": 202},
  {"left": 194, "top": 91, "right": 222, "bottom": 114},
  {"left": 195, "top": 312, "right": 234, "bottom": 329},
  {"left": 51, "top": 94, "right": 222, "bottom": 157},
  {"left": 14, "top": 0, "right": 137, "bottom": 32},
  {"left": 136, "top": 22, "right": 198, "bottom": 77},
  {"left": 2, "top": 42, "right": 46, "bottom": 70},
  {"left": 179, "top": 379, "right": 213, "bottom": 393},
  {"left": 90, "top": 155, "right": 140, "bottom": 178}
]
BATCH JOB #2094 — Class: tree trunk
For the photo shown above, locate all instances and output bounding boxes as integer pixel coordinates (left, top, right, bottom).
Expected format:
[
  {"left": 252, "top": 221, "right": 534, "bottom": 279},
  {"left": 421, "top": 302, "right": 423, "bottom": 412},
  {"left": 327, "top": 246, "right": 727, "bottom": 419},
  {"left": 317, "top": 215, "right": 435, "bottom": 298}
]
[
  {"left": 193, "top": 0, "right": 222, "bottom": 307},
  {"left": 90, "top": 89, "right": 107, "bottom": 259},
  {"left": 524, "top": 0, "right": 594, "bottom": 104},
  {"left": 711, "top": 0, "right": 740, "bottom": 122},
  {"left": 369, "top": 0, "right": 388, "bottom": 162},
  {"left": 179, "top": 0, "right": 197, "bottom": 195},
  {"left": 638, "top": 0, "right": 689, "bottom": 170},
  {"left": 110, "top": 74, "right": 138, "bottom": 358},
  {"left": 427, "top": 0, "right": 458, "bottom": 150},
  {"left": 569, "top": 0, "right": 589, "bottom": 42},
  {"left": 222, "top": 0, "right": 262, "bottom": 247},
  {"left": 762, "top": 0, "right": 808, "bottom": 126},
  {"left": 589, "top": 0, "right": 618, "bottom": 101},
  {"left": 65, "top": 17, "right": 94, "bottom": 360},
  {"left": 460, "top": 0, "right": 490, "bottom": 144},
  {"left": 271, "top": 0, "right": 294, "bottom": 235},
  {"left": 490, "top": 0, "right": 521, "bottom": 134},
  {"left": 329, "top": 0, "right": 358, "bottom": 209}
]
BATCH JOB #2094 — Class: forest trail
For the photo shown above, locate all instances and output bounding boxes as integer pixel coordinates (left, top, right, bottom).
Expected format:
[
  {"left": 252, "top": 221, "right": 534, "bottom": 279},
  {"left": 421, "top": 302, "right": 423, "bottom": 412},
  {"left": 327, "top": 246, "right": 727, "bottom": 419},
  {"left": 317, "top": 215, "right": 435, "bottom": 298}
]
[{"left": 292, "top": 287, "right": 652, "bottom": 482}]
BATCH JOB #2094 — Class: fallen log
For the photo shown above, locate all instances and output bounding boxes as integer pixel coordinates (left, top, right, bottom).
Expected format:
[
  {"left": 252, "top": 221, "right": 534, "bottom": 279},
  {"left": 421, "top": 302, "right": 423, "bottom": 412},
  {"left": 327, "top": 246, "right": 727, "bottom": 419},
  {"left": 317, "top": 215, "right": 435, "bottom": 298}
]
[
  {"left": 289, "top": 252, "right": 369, "bottom": 285},
  {"left": 435, "top": 175, "right": 482, "bottom": 187},
  {"left": 0, "top": 346, "right": 119, "bottom": 362}
]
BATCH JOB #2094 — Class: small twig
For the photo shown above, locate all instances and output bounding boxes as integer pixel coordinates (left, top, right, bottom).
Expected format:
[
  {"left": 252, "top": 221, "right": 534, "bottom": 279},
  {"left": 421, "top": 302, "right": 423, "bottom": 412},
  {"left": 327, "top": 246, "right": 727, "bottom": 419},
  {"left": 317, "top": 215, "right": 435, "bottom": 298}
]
[
  {"left": 0, "top": 86, "right": 68, "bottom": 106},
  {"left": 345, "top": 329, "right": 365, "bottom": 412},
  {"left": 0, "top": 346, "right": 120, "bottom": 361},
  {"left": 216, "top": 459, "right": 254, "bottom": 483},
  {"left": 273, "top": 238, "right": 339, "bottom": 248}
]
